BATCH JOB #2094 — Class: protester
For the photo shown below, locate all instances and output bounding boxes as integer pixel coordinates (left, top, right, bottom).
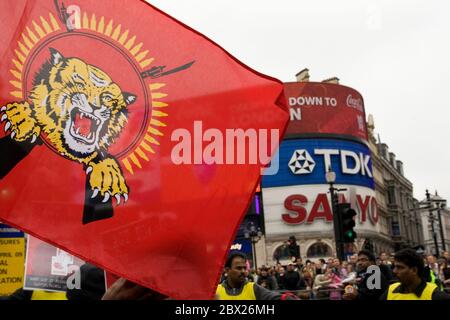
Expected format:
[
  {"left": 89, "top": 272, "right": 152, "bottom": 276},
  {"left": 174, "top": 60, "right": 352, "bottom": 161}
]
[
  {"left": 0, "top": 288, "right": 67, "bottom": 300},
  {"left": 66, "top": 263, "right": 106, "bottom": 300},
  {"left": 437, "top": 257, "right": 450, "bottom": 289},
  {"left": 216, "top": 252, "right": 298, "bottom": 300},
  {"left": 424, "top": 254, "right": 443, "bottom": 289},
  {"left": 380, "top": 249, "right": 450, "bottom": 300},
  {"left": 1, "top": 263, "right": 105, "bottom": 301},
  {"left": 343, "top": 250, "right": 388, "bottom": 300},
  {"left": 316, "top": 258, "right": 327, "bottom": 275},
  {"left": 283, "top": 262, "right": 302, "bottom": 291},
  {"left": 443, "top": 251, "right": 450, "bottom": 261},
  {"left": 301, "top": 268, "right": 314, "bottom": 290},
  {"left": 380, "top": 252, "right": 392, "bottom": 266},
  {"left": 313, "top": 267, "right": 333, "bottom": 299},
  {"left": 256, "top": 267, "right": 278, "bottom": 290},
  {"left": 275, "top": 266, "right": 286, "bottom": 290}
]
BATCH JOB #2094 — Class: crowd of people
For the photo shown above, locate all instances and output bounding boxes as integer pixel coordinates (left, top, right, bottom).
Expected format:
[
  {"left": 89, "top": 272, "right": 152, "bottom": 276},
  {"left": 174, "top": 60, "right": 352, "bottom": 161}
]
[
  {"left": 218, "top": 248, "right": 450, "bottom": 300},
  {"left": 2, "top": 246, "right": 449, "bottom": 300}
]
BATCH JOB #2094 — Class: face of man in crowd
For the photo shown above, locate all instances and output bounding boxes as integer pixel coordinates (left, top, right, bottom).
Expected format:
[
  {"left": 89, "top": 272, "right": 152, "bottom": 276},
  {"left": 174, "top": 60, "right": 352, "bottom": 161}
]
[
  {"left": 443, "top": 251, "right": 449, "bottom": 260},
  {"left": 356, "top": 254, "right": 371, "bottom": 272},
  {"left": 380, "top": 252, "right": 388, "bottom": 261},
  {"left": 261, "top": 269, "right": 268, "bottom": 277},
  {"left": 333, "top": 258, "right": 340, "bottom": 267},
  {"left": 349, "top": 255, "right": 357, "bottom": 265},
  {"left": 279, "top": 267, "right": 285, "bottom": 274},
  {"left": 427, "top": 255, "right": 436, "bottom": 265},
  {"left": 393, "top": 260, "right": 418, "bottom": 284},
  {"left": 438, "top": 258, "right": 447, "bottom": 267},
  {"left": 287, "top": 264, "right": 294, "bottom": 272},
  {"left": 227, "top": 257, "right": 247, "bottom": 287}
]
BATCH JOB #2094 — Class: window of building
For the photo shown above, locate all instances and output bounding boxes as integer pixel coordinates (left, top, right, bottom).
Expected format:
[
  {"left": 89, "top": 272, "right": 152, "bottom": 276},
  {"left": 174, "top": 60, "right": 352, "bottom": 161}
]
[
  {"left": 306, "top": 242, "right": 332, "bottom": 258},
  {"left": 273, "top": 244, "right": 290, "bottom": 262},
  {"left": 388, "top": 186, "right": 396, "bottom": 205},
  {"left": 392, "top": 221, "right": 400, "bottom": 236}
]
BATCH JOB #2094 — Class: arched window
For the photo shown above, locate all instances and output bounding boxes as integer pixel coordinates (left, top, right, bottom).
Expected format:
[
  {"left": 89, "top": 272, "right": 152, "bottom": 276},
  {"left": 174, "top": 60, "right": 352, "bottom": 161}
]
[
  {"left": 273, "top": 244, "right": 290, "bottom": 262},
  {"left": 306, "top": 242, "right": 332, "bottom": 258}
]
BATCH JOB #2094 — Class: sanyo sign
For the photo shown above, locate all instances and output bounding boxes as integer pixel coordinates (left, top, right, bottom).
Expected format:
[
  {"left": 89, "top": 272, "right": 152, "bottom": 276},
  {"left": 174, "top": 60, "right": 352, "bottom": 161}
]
[{"left": 262, "top": 185, "right": 381, "bottom": 237}]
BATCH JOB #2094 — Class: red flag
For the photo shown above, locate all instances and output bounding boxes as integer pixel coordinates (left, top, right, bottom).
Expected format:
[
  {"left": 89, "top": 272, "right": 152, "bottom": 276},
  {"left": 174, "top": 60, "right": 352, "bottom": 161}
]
[{"left": 0, "top": 0, "right": 288, "bottom": 299}]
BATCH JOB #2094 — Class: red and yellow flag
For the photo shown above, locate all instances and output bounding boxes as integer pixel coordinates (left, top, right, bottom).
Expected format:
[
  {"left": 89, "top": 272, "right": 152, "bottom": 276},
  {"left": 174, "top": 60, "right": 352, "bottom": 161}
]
[{"left": 0, "top": 0, "right": 288, "bottom": 299}]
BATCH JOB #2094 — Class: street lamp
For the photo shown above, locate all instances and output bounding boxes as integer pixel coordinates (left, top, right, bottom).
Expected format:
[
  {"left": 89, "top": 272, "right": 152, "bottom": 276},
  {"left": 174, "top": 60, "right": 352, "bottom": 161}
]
[
  {"left": 430, "top": 191, "right": 447, "bottom": 253},
  {"left": 326, "top": 167, "right": 345, "bottom": 261},
  {"left": 426, "top": 189, "right": 439, "bottom": 257},
  {"left": 437, "top": 202, "right": 447, "bottom": 252},
  {"left": 244, "top": 222, "right": 263, "bottom": 269}
]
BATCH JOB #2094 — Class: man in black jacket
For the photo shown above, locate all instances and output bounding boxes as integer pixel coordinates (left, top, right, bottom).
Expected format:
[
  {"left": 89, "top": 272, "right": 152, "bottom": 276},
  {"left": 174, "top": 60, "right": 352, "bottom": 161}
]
[
  {"left": 343, "top": 250, "right": 388, "bottom": 300},
  {"left": 283, "top": 263, "right": 302, "bottom": 291}
]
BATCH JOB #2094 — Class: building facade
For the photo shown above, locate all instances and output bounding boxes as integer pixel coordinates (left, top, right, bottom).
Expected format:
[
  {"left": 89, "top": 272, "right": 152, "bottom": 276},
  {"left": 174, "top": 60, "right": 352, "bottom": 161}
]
[
  {"left": 366, "top": 117, "right": 425, "bottom": 253},
  {"left": 419, "top": 193, "right": 450, "bottom": 256},
  {"left": 376, "top": 140, "right": 424, "bottom": 251}
]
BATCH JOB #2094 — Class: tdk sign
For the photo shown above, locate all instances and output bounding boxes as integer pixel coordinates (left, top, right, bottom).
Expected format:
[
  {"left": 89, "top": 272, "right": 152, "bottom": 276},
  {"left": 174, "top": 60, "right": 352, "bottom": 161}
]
[
  {"left": 289, "top": 148, "right": 372, "bottom": 178},
  {"left": 262, "top": 139, "right": 375, "bottom": 189}
]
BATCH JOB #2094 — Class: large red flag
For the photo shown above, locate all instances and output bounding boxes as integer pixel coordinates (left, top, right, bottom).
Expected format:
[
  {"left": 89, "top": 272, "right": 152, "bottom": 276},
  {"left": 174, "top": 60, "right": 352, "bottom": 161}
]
[{"left": 0, "top": 0, "right": 288, "bottom": 299}]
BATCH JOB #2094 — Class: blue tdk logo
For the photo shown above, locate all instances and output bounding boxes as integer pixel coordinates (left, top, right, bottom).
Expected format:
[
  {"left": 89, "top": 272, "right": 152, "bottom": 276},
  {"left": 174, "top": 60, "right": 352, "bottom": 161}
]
[
  {"left": 262, "top": 139, "right": 375, "bottom": 190},
  {"left": 289, "top": 148, "right": 372, "bottom": 177}
]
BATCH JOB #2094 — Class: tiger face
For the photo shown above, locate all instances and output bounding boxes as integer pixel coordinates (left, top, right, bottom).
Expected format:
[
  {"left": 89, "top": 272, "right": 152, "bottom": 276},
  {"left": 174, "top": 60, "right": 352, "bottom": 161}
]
[{"left": 30, "top": 48, "right": 136, "bottom": 162}]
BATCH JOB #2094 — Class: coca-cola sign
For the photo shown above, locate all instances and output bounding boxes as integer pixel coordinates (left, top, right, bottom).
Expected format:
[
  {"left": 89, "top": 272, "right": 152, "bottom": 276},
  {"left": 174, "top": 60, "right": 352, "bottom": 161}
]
[
  {"left": 346, "top": 94, "right": 364, "bottom": 112},
  {"left": 284, "top": 82, "right": 368, "bottom": 141}
]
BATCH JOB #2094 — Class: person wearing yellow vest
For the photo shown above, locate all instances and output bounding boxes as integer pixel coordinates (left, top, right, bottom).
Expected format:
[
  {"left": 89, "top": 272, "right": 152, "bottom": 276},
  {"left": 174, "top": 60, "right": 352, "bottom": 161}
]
[
  {"left": 0, "top": 288, "right": 67, "bottom": 300},
  {"left": 380, "top": 249, "right": 450, "bottom": 300},
  {"left": 215, "top": 252, "right": 298, "bottom": 300},
  {"left": 31, "top": 290, "right": 68, "bottom": 300}
]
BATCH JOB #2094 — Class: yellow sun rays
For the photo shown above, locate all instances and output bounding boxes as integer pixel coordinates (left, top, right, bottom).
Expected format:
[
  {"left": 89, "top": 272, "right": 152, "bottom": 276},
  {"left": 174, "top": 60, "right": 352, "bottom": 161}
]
[
  {"left": 9, "top": 13, "right": 61, "bottom": 99},
  {"left": 121, "top": 83, "right": 169, "bottom": 175},
  {"left": 77, "top": 12, "right": 167, "bottom": 174},
  {"left": 80, "top": 12, "right": 155, "bottom": 69},
  {"left": 9, "top": 11, "right": 167, "bottom": 174}
]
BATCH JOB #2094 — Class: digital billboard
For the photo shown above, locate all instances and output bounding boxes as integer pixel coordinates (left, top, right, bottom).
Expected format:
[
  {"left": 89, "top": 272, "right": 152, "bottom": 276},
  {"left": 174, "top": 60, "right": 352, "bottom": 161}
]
[
  {"left": 262, "top": 138, "right": 374, "bottom": 189},
  {"left": 263, "top": 184, "right": 380, "bottom": 238},
  {"left": 284, "top": 82, "right": 368, "bottom": 141}
]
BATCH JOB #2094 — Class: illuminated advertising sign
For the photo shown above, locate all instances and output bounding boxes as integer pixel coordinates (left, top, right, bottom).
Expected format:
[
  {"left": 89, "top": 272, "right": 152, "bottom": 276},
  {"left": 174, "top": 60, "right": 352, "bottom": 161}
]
[
  {"left": 284, "top": 82, "right": 368, "bottom": 141},
  {"left": 262, "top": 139, "right": 374, "bottom": 189},
  {"left": 263, "top": 185, "right": 379, "bottom": 238},
  {"left": 230, "top": 239, "right": 252, "bottom": 256}
]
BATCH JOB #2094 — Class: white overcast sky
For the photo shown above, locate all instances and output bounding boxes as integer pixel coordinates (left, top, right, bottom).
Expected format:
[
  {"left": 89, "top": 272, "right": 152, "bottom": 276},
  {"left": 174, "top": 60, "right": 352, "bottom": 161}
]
[{"left": 148, "top": 0, "right": 450, "bottom": 203}]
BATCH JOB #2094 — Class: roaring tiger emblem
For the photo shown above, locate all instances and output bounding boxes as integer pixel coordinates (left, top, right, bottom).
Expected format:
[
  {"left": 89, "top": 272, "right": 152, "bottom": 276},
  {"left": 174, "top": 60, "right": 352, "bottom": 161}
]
[{"left": 1, "top": 48, "right": 136, "bottom": 206}]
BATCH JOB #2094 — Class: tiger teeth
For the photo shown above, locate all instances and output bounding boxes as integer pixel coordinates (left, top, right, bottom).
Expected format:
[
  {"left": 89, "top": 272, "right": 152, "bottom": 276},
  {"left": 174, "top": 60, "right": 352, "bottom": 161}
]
[
  {"left": 75, "top": 127, "right": 80, "bottom": 135},
  {"left": 80, "top": 113, "right": 84, "bottom": 119}
]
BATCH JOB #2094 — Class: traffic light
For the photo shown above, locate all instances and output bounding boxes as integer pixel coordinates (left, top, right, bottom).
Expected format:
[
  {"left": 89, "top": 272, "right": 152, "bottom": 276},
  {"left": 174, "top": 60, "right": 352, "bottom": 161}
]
[{"left": 337, "top": 203, "right": 357, "bottom": 243}]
